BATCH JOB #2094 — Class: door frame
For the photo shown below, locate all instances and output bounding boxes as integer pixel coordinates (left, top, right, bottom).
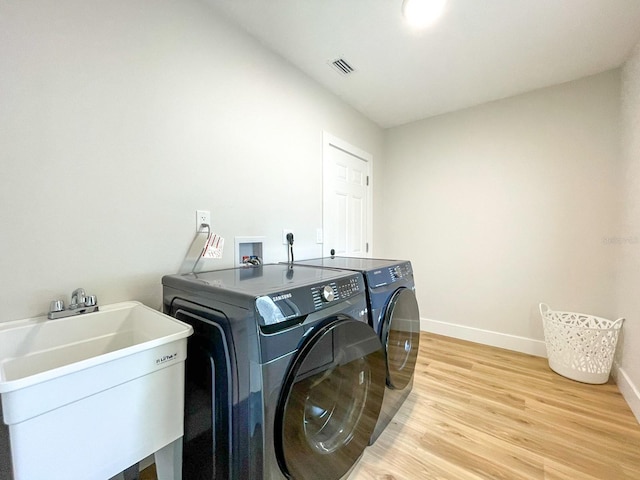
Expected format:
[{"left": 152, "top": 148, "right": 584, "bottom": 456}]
[{"left": 322, "top": 131, "right": 373, "bottom": 257}]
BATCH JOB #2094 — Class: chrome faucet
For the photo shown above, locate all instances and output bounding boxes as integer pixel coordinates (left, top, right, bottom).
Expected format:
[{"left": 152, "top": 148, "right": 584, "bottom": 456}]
[
  {"left": 48, "top": 287, "right": 99, "bottom": 320},
  {"left": 70, "top": 288, "right": 86, "bottom": 309}
]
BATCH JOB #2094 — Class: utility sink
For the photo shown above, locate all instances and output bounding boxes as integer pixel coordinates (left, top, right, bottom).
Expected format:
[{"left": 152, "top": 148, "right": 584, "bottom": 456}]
[{"left": 0, "top": 301, "right": 193, "bottom": 480}]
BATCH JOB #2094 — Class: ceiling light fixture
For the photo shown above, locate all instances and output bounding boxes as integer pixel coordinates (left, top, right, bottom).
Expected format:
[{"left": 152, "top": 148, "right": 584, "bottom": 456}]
[{"left": 402, "top": 0, "right": 447, "bottom": 28}]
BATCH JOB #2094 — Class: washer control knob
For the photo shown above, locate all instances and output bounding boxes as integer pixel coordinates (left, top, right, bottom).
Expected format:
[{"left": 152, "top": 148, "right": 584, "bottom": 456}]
[
  {"left": 322, "top": 285, "right": 335, "bottom": 302},
  {"left": 393, "top": 266, "right": 403, "bottom": 278}
]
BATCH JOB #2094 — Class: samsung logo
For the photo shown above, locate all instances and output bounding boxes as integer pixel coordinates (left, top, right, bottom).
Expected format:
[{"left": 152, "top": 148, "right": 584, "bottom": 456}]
[{"left": 272, "top": 293, "right": 292, "bottom": 302}]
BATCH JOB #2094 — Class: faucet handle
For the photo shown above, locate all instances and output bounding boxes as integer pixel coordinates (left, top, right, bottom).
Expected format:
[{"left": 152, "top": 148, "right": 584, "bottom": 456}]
[
  {"left": 49, "top": 299, "right": 65, "bottom": 313},
  {"left": 85, "top": 295, "right": 97, "bottom": 307}
]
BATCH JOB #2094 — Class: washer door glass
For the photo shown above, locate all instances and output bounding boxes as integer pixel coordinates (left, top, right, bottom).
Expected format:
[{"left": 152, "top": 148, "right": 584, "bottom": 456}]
[
  {"left": 276, "top": 317, "right": 385, "bottom": 480},
  {"left": 383, "top": 287, "right": 420, "bottom": 390}
]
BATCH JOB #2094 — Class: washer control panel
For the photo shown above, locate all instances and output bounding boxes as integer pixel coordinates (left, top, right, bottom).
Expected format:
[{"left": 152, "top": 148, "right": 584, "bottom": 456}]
[{"left": 311, "top": 275, "right": 362, "bottom": 310}]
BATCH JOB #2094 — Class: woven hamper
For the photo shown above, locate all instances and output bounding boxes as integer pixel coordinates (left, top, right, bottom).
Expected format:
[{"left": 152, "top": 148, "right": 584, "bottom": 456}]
[{"left": 539, "top": 303, "right": 624, "bottom": 384}]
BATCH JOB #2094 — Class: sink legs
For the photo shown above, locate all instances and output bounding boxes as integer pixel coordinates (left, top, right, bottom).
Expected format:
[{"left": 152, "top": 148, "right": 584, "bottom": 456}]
[{"left": 154, "top": 437, "right": 183, "bottom": 480}]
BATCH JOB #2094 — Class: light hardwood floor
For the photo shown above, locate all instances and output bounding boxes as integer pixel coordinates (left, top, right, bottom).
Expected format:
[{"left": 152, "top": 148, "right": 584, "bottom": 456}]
[
  {"left": 142, "top": 332, "right": 640, "bottom": 479},
  {"left": 349, "top": 332, "right": 640, "bottom": 480}
]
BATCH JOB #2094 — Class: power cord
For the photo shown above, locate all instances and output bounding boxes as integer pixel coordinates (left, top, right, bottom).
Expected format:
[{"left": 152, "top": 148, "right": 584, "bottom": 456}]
[{"left": 286, "top": 232, "right": 294, "bottom": 264}]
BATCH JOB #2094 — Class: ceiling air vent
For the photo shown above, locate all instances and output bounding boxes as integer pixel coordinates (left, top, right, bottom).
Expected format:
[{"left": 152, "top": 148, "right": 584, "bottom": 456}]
[{"left": 330, "top": 58, "right": 355, "bottom": 76}]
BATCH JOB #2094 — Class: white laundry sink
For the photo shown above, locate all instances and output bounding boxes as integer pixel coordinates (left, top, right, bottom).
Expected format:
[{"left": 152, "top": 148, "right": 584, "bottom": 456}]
[{"left": 0, "top": 301, "right": 193, "bottom": 480}]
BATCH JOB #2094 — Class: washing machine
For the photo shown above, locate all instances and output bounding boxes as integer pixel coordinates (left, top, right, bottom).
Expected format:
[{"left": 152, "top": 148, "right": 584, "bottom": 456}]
[
  {"left": 161, "top": 264, "right": 385, "bottom": 480},
  {"left": 286, "top": 257, "right": 420, "bottom": 444}
]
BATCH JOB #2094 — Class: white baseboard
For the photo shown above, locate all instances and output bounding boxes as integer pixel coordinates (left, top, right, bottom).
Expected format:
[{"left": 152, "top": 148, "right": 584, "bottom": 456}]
[
  {"left": 420, "top": 317, "right": 547, "bottom": 357},
  {"left": 611, "top": 363, "right": 640, "bottom": 424}
]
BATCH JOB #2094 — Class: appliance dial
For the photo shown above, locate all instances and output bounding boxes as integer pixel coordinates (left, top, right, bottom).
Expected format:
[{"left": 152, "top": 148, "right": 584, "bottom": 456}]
[
  {"left": 322, "top": 285, "right": 335, "bottom": 302},
  {"left": 394, "top": 266, "right": 403, "bottom": 278}
]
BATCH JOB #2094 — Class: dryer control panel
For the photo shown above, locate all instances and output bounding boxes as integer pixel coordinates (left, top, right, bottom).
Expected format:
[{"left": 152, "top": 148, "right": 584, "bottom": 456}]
[
  {"left": 390, "top": 262, "right": 413, "bottom": 281},
  {"left": 366, "top": 261, "right": 413, "bottom": 288}
]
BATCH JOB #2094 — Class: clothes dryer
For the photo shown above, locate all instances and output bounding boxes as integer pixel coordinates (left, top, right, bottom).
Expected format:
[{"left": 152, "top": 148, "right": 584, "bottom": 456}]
[
  {"left": 162, "top": 264, "right": 385, "bottom": 480},
  {"left": 287, "top": 257, "right": 420, "bottom": 444}
]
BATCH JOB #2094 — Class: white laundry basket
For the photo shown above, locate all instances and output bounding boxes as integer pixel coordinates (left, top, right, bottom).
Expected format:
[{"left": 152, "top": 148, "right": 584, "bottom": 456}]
[{"left": 539, "top": 303, "right": 624, "bottom": 384}]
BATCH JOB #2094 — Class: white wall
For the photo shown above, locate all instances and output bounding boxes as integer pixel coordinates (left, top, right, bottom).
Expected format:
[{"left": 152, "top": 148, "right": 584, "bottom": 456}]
[
  {"left": 380, "top": 71, "right": 621, "bottom": 355},
  {"left": 615, "top": 40, "right": 640, "bottom": 420},
  {"left": 0, "top": 0, "right": 383, "bottom": 322}
]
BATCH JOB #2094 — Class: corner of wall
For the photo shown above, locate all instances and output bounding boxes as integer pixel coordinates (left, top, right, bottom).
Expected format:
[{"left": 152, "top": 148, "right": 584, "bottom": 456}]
[
  {"left": 615, "top": 36, "right": 640, "bottom": 426},
  {"left": 612, "top": 363, "right": 640, "bottom": 424}
]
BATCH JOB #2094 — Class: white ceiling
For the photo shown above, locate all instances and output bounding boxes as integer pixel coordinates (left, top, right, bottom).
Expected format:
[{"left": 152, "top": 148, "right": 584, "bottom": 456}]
[{"left": 207, "top": 0, "right": 640, "bottom": 128}]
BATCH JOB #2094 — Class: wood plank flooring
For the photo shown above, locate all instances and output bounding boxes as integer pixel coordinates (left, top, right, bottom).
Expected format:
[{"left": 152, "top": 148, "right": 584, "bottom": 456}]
[
  {"left": 348, "top": 332, "right": 640, "bottom": 480},
  {"left": 141, "top": 332, "right": 640, "bottom": 479}
]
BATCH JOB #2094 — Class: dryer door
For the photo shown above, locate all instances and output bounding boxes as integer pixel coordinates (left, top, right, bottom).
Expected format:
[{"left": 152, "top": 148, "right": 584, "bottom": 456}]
[
  {"left": 275, "top": 316, "right": 385, "bottom": 480},
  {"left": 381, "top": 287, "right": 420, "bottom": 390}
]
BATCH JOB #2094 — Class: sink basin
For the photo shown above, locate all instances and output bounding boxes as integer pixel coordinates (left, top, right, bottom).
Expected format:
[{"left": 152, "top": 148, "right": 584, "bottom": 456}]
[
  {"left": 0, "top": 301, "right": 193, "bottom": 480},
  {"left": 0, "top": 301, "right": 191, "bottom": 393}
]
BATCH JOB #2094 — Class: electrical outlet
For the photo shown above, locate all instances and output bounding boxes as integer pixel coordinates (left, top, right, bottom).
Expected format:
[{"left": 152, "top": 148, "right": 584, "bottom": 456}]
[
  {"left": 196, "top": 210, "right": 211, "bottom": 232},
  {"left": 282, "top": 229, "right": 294, "bottom": 245}
]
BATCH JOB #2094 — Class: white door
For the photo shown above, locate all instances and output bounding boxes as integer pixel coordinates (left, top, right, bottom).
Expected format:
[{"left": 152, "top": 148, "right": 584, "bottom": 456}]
[{"left": 322, "top": 132, "right": 372, "bottom": 257}]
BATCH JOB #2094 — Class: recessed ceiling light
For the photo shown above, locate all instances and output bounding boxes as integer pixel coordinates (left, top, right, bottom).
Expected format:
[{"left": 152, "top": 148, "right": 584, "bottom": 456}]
[{"left": 402, "top": 0, "right": 447, "bottom": 28}]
